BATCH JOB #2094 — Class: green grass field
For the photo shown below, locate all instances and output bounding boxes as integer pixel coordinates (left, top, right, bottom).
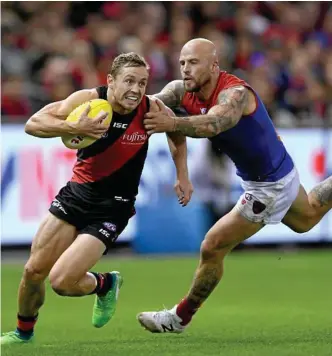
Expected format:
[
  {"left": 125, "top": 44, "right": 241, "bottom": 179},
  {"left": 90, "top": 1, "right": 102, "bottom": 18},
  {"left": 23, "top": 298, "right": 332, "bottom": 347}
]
[{"left": 1, "top": 250, "right": 332, "bottom": 356}]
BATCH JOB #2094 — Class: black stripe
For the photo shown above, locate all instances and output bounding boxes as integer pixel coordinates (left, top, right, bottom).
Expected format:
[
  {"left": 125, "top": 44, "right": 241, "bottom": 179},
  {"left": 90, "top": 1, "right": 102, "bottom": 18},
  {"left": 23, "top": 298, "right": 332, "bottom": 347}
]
[
  {"left": 71, "top": 142, "right": 148, "bottom": 199},
  {"left": 78, "top": 86, "right": 142, "bottom": 160},
  {"left": 96, "top": 86, "right": 108, "bottom": 100},
  {"left": 146, "top": 95, "right": 150, "bottom": 112},
  {"left": 77, "top": 109, "right": 138, "bottom": 160}
]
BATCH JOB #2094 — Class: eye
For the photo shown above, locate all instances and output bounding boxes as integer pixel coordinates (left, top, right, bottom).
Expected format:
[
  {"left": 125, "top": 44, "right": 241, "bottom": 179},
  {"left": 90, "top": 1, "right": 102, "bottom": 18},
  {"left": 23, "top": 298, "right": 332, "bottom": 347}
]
[
  {"left": 126, "top": 79, "right": 133, "bottom": 84},
  {"left": 139, "top": 82, "right": 146, "bottom": 88}
]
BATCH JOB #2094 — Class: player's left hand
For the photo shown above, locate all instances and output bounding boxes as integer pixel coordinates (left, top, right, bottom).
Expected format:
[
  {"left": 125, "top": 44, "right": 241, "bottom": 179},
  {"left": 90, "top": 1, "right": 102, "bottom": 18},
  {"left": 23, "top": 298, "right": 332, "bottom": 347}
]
[
  {"left": 144, "top": 100, "right": 175, "bottom": 135},
  {"left": 174, "top": 177, "right": 194, "bottom": 207}
]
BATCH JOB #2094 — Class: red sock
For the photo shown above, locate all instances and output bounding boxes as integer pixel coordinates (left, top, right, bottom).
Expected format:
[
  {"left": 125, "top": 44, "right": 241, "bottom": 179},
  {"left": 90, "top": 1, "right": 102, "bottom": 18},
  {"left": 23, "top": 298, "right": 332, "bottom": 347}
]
[
  {"left": 17, "top": 314, "right": 38, "bottom": 336},
  {"left": 89, "top": 272, "right": 113, "bottom": 295},
  {"left": 176, "top": 298, "right": 201, "bottom": 326}
]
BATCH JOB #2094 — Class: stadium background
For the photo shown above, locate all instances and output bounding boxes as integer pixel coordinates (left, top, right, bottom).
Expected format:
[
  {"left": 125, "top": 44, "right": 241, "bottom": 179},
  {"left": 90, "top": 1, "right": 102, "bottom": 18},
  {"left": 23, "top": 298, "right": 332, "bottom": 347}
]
[
  {"left": 2, "top": 1, "right": 332, "bottom": 250},
  {"left": 1, "top": 2, "right": 332, "bottom": 356}
]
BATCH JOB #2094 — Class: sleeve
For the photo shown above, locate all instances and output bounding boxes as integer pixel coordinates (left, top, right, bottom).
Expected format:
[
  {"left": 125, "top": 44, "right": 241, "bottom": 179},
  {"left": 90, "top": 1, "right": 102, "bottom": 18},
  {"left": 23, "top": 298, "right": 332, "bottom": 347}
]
[{"left": 96, "top": 86, "right": 108, "bottom": 100}]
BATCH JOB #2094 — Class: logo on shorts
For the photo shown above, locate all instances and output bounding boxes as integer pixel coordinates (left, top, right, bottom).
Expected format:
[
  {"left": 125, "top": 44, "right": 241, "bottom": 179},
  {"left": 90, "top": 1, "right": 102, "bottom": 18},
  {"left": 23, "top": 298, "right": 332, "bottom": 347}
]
[
  {"left": 245, "top": 193, "right": 253, "bottom": 201},
  {"left": 242, "top": 193, "right": 253, "bottom": 205},
  {"left": 200, "top": 108, "right": 207, "bottom": 114},
  {"left": 252, "top": 200, "right": 266, "bottom": 214},
  {"left": 103, "top": 222, "right": 117, "bottom": 232},
  {"left": 99, "top": 229, "right": 111, "bottom": 238},
  {"left": 51, "top": 199, "right": 67, "bottom": 215}
]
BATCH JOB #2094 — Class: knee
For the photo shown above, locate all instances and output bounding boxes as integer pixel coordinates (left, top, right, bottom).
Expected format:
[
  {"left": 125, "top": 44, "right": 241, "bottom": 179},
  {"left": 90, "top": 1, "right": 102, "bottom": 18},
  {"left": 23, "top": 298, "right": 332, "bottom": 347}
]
[
  {"left": 23, "top": 260, "right": 48, "bottom": 284},
  {"left": 49, "top": 270, "right": 71, "bottom": 296},
  {"left": 200, "top": 235, "right": 228, "bottom": 261}
]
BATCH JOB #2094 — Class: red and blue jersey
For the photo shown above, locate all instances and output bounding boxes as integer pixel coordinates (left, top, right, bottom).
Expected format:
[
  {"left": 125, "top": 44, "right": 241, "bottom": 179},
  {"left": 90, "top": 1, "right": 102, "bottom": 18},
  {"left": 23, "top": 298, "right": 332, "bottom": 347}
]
[{"left": 181, "top": 71, "right": 294, "bottom": 182}]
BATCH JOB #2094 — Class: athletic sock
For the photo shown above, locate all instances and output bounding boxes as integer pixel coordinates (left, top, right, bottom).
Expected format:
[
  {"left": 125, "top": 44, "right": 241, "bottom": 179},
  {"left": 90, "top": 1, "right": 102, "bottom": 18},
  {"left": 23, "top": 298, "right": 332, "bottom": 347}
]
[
  {"left": 176, "top": 298, "right": 201, "bottom": 326},
  {"left": 16, "top": 314, "right": 38, "bottom": 339},
  {"left": 89, "top": 272, "right": 114, "bottom": 296}
]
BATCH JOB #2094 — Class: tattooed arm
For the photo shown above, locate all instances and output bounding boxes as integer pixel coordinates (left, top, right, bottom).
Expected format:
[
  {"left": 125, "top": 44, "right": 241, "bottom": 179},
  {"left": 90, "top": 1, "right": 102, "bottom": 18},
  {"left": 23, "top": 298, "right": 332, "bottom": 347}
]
[
  {"left": 311, "top": 176, "right": 332, "bottom": 207},
  {"left": 152, "top": 80, "right": 185, "bottom": 109},
  {"left": 174, "top": 86, "right": 249, "bottom": 138}
]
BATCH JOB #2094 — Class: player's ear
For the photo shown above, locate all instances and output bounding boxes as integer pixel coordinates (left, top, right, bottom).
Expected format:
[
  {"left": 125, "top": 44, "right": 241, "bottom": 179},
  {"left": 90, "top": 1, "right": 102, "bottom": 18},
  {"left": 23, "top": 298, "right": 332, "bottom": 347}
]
[
  {"left": 212, "top": 61, "right": 219, "bottom": 73},
  {"left": 107, "top": 74, "right": 115, "bottom": 89}
]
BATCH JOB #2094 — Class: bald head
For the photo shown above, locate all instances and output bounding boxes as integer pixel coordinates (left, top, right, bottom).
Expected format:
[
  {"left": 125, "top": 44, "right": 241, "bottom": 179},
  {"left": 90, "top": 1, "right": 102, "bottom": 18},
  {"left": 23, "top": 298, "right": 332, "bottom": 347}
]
[
  {"left": 181, "top": 38, "right": 218, "bottom": 63},
  {"left": 179, "top": 38, "right": 219, "bottom": 93}
]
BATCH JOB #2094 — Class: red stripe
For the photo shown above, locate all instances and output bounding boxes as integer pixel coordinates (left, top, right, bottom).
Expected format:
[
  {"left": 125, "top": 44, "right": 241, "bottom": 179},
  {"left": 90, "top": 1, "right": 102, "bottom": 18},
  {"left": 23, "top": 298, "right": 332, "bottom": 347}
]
[
  {"left": 17, "top": 320, "right": 36, "bottom": 331},
  {"left": 72, "top": 97, "right": 148, "bottom": 184},
  {"left": 99, "top": 274, "right": 105, "bottom": 289}
]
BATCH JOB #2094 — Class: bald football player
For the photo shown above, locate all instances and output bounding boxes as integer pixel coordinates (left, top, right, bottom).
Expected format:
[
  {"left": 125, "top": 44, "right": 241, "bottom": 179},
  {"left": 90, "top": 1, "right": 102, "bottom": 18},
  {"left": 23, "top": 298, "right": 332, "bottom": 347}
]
[{"left": 137, "top": 38, "right": 332, "bottom": 333}]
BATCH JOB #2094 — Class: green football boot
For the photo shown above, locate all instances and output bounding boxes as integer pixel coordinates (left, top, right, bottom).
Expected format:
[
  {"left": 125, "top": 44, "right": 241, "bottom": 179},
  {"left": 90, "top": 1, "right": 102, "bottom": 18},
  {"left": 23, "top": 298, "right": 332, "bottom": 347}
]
[
  {"left": 92, "top": 271, "right": 123, "bottom": 328},
  {"left": 0, "top": 330, "right": 34, "bottom": 345}
]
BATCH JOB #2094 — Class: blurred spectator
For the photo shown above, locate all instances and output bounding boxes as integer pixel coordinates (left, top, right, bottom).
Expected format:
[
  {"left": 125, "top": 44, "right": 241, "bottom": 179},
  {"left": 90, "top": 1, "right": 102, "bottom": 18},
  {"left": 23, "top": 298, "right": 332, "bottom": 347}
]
[
  {"left": 1, "top": 1, "right": 331, "bottom": 127},
  {"left": 1, "top": 75, "right": 32, "bottom": 117}
]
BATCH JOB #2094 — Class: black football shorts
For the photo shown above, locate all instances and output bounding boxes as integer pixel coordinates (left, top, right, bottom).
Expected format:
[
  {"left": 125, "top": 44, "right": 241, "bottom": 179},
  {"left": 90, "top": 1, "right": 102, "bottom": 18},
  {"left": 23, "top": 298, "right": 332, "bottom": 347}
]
[{"left": 49, "top": 182, "right": 135, "bottom": 253}]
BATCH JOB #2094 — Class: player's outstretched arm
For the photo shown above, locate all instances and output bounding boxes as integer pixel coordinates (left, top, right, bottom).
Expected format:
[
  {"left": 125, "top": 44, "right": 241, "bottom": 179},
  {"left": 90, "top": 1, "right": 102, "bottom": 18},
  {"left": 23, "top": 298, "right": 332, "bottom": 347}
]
[
  {"left": 174, "top": 86, "right": 248, "bottom": 138},
  {"left": 149, "top": 97, "right": 193, "bottom": 206},
  {"left": 166, "top": 129, "right": 194, "bottom": 206},
  {"left": 152, "top": 80, "right": 185, "bottom": 109},
  {"left": 149, "top": 98, "right": 189, "bottom": 180},
  {"left": 25, "top": 89, "right": 105, "bottom": 138}
]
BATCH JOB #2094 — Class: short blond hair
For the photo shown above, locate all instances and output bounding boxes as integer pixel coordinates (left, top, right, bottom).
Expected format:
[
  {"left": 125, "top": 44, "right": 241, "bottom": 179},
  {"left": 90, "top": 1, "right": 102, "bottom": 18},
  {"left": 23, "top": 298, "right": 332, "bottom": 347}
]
[{"left": 110, "top": 52, "right": 149, "bottom": 78}]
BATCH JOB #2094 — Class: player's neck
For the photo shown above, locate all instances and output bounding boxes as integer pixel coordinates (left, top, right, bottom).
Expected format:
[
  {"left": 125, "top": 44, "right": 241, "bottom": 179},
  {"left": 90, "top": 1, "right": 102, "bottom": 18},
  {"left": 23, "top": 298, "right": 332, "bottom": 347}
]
[
  {"left": 107, "top": 88, "right": 134, "bottom": 115},
  {"left": 195, "top": 72, "right": 220, "bottom": 102}
]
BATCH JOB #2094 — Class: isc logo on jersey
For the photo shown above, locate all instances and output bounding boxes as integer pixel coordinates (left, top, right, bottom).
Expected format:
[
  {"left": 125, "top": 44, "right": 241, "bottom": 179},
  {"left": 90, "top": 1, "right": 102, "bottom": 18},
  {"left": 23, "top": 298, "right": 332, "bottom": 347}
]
[
  {"left": 102, "top": 122, "right": 127, "bottom": 138},
  {"left": 113, "top": 122, "right": 128, "bottom": 129}
]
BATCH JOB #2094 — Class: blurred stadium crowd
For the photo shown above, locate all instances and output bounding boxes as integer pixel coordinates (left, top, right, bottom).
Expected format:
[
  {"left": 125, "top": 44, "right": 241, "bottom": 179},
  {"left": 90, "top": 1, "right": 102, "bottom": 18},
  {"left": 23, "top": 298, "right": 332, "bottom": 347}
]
[{"left": 2, "top": 1, "right": 332, "bottom": 126}]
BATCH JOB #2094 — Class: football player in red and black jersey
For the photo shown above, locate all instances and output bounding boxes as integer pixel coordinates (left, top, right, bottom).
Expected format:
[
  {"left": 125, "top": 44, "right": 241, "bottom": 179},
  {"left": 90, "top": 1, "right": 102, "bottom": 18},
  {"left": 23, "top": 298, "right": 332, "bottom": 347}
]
[{"left": 1, "top": 52, "right": 193, "bottom": 345}]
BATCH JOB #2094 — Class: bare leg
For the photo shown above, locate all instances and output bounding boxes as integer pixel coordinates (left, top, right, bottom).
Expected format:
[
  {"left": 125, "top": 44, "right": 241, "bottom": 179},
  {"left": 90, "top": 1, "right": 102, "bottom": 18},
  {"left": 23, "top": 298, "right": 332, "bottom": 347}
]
[
  {"left": 49, "top": 234, "right": 106, "bottom": 296},
  {"left": 18, "top": 213, "right": 77, "bottom": 317},
  {"left": 0, "top": 213, "right": 77, "bottom": 342},
  {"left": 137, "top": 208, "right": 264, "bottom": 332},
  {"left": 190, "top": 177, "right": 332, "bottom": 307},
  {"left": 283, "top": 177, "right": 332, "bottom": 233},
  {"left": 48, "top": 233, "right": 122, "bottom": 329},
  {"left": 309, "top": 176, "right": 332, "bottom": 213},
  {"left": 177, "top": 208, "right": 263, "bottom": 324}
]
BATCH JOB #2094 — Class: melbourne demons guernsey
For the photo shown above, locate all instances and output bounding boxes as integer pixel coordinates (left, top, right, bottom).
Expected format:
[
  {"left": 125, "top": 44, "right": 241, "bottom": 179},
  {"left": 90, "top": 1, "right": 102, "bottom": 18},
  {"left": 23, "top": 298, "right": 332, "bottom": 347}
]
[
  {"left": 181, "top": 71, "right": 294, "bottom": 182},
  {"left": 69, "top": 86, "right": 149, "bottom": 202}
]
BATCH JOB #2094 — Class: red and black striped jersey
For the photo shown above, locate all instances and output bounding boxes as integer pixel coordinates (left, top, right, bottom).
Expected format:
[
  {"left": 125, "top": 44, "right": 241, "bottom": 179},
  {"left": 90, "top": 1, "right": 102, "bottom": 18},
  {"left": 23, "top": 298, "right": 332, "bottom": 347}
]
[{"left": 69, "top": 86, "right": 150, "bottom": 201}]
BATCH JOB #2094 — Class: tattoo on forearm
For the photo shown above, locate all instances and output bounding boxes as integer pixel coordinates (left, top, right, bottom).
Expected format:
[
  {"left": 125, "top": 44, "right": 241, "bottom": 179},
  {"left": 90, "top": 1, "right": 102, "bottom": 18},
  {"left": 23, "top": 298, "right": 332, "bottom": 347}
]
[
  {"left": 175, "top": 115, "right": 234, "bottom": 138},
  {"left": 175, "top": 86, "right": 248, "bottom": 138},
  {"left": 311, "top": 176, "right": 332, "bottom": 207},
  {"left": 154, "top": 80, "right": 184, "bottom": 108},
  {"left": 188, "top": 266, "right": 221, "bottom": 304}
]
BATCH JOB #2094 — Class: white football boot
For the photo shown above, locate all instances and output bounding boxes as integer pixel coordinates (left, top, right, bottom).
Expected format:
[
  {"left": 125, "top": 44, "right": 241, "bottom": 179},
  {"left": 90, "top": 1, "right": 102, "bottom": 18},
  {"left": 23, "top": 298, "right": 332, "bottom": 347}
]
[{"left": 137, "top": 305, "right": 186, "bottom": 333}]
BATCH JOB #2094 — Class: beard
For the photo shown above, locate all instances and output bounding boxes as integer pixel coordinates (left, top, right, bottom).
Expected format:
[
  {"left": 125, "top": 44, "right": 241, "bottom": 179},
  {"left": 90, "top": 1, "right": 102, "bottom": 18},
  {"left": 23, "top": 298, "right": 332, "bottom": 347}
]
[
  {"left": 183, "top": 75, "right": 210, "bottom": 93},
  {"left": 183, "top": 80, "right": 201, "bottom": 93}
]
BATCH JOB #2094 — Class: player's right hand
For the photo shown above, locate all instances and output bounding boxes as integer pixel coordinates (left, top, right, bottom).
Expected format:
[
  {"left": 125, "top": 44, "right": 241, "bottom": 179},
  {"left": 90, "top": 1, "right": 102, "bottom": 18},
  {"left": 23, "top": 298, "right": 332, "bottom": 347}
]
[
  {"left": 174, "top": 177, "right": 194, "bottom": 207},
  {"left": 74, "top": 105, "right": 109, "bottom": 139}
]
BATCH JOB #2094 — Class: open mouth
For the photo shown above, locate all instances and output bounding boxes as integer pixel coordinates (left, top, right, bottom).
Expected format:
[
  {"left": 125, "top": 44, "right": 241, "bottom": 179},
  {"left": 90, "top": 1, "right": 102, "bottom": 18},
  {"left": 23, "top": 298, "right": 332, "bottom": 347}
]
[{"left": 125, "top": 96, "right": 139, "bottom": 102}]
